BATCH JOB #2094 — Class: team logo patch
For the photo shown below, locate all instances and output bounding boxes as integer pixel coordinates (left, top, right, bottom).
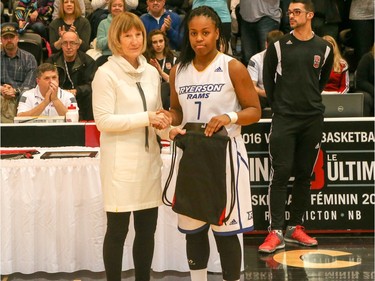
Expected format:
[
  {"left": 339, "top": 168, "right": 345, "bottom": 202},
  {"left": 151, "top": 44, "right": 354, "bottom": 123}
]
[
  {"left": 166, "top": 62, "right": 172, "bottom": 70},
  {"left": 313, "top": 55, "right": 321, "bottom": 68},
  {"left": 248, "top": 60, "right": 256, "bottom": 68},
  {"left": 214, "top": 66, "right": 223, "bottom": 72}
]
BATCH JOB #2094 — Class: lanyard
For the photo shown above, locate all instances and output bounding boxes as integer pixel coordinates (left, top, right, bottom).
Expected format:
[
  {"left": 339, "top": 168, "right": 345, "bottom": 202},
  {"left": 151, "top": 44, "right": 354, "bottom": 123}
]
[{"left": 64, "top": 60, "right": 75, "bottom": 89}]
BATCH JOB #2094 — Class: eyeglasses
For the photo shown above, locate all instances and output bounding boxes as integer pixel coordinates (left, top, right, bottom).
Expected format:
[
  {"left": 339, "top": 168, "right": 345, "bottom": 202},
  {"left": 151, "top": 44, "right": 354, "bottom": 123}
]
[
  {"left": 286, "top": 9, "right": 309, "bottom": 17},
  {"left": 61, "top": 41, "right": 79, "bottom": 47},
  {"left": 148, "top": 0, "right": 163, "bottom": 3}
]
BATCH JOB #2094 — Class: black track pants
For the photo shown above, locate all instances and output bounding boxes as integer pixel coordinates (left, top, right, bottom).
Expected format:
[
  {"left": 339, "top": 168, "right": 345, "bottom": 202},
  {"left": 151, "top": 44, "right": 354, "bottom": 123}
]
[{"left": 268, "top": 114, "right": 323, "bottom": 230}]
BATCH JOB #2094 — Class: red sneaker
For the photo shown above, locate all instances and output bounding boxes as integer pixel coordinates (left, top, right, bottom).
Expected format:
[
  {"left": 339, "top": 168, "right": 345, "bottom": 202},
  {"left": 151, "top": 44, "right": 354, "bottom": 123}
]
[
  {"left": 258, "top": 231, "right": 285, "bottom": 253},
  {"left": 284, "top": 225, "right": 318, "bottom": 246}
]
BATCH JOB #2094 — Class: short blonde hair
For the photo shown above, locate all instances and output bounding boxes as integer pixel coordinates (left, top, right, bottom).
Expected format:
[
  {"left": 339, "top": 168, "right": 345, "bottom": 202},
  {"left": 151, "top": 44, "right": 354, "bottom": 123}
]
[{"left": 108, "top": 12, "right": 147, "bottom": 56}]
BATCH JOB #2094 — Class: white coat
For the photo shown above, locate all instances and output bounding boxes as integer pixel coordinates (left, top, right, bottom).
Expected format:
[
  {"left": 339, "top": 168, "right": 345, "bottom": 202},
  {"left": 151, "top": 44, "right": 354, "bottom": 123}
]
[{"left": 93, "top": 54, "right": 166, "bottom": 212}]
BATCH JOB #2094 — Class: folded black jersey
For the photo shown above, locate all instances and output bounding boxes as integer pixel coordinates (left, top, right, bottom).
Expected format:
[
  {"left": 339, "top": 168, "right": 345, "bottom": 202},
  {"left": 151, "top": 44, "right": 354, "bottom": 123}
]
[{"left": 163, "top": 123, "right": 235, "bottom": 226}]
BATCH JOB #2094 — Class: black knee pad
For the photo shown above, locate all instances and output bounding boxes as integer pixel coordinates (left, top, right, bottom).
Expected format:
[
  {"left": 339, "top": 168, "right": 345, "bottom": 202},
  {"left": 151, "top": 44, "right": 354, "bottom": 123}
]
[{"left": 185, "top": 228, "right": 210, "bottom": 270}]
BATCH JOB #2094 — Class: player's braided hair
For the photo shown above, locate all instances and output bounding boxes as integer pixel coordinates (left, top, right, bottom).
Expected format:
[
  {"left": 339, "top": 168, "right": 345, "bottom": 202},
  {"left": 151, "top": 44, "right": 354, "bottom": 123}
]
[{"left": 178, "top": 5, "right": 224, "bottom": 73}]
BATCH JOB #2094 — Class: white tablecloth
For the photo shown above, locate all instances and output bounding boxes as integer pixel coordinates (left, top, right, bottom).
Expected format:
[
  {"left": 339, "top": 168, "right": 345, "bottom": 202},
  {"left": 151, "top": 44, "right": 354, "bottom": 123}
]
[{"left": 1, "top": 147, "right": 243, "bottom": 274}]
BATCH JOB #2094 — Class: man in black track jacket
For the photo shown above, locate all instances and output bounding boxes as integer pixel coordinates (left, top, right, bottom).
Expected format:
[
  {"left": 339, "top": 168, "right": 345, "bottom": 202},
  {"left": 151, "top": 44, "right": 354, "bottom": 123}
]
[{"left": 259, "top": 0, "right": 334, "bottom": 254}]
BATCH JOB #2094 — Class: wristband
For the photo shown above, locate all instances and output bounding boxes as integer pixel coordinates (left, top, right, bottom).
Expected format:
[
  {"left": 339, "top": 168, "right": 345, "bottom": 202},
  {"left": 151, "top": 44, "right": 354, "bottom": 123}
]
[{"left": 225, "top": 112, "right": 238, "bottom": 124}]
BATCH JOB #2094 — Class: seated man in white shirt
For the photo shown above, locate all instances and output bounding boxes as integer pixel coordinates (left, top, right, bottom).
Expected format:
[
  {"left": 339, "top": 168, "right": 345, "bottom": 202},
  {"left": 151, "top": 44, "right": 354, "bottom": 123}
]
[
  {"left": 17, "top": 63, "right": 77, "bottom": 117},
  {"left": 247, "top": 30, "right": 284, "bottom": 109}
]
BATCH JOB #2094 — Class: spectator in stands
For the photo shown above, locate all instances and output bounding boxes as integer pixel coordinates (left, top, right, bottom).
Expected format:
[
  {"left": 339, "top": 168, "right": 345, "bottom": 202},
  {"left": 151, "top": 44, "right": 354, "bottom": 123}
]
[
  {"left": 356, "top": 44, "right": 374, "bottom": 117},
  {"left": 239, "top": 0, "right": 281, "bottom": 64},
  {"left": 1, "top": 22, "right": 37, "bottom": 123},
  {"left": 14, "top": 0, "right": 53, "bottom": 39},
  {"left": 17, "top": 63, "right": 77, "bottom": 117},
  {"left": 137, "top": 0, "right": 189, "bottom": 17},
  {"left": 141, "top": 0, "right": 182, "bottom": 51},
  {"left": 47, "top": 31, "right": 97, "bottom": 120},
  {"left": 95, "top": 0, "right": 126, "bottom": 66},
  {"left": 144, "top": 29, "right": 177, "bottom": 83},
  {"left": 349, "top": 0, "right": 374, "bottom": 71},
  {"left": 144, "top": 29, "right": 177, "bottom": 109},
  {"left": 52, "top": 0, "right": 85, "bottom": 19},
  {"left": 247, "top": 30, "right": 284, "bottom": 109},
  {"left": 322, "top": 35, "right": 349, "bottom": 94},
  {"left": 49, "top": 0, "right": 91, "bottom": 53},
  {"left": 88, "top": 0, "right": 138, "bottom": 41}
]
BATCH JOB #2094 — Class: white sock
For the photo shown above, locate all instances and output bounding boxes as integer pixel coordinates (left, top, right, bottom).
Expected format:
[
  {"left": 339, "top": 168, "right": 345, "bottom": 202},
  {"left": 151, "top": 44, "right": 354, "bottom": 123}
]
[{"left": 190, "top": 268, "right": 207, "bottom": 281}]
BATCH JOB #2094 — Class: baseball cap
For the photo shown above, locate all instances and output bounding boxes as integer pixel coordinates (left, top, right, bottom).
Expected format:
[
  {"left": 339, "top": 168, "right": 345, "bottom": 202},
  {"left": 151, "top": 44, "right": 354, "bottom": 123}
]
[{"left": 1, "top": 23, "right": 18, "bottom": 37}]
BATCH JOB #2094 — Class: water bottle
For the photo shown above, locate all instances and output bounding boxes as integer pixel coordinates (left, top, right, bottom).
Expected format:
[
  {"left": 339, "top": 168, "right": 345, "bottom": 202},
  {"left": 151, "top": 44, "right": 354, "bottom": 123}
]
[{"left": 66, "top": 104, "right": 79, "bottom": 123}]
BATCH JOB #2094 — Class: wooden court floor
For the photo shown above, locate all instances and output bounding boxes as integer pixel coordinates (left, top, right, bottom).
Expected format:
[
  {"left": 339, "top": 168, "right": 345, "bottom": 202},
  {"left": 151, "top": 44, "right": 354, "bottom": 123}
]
[{"left": 2, "top": 234, "right": 374, "bottom": 281}]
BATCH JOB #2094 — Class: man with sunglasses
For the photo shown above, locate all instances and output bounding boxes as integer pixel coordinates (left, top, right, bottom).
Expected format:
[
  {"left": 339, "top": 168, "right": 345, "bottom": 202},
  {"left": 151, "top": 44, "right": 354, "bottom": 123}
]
[
  {"left": 259, "top": 0, "right": 334, "bottom": 253},
  {"left": 47, "top": 31, "right": 97, "bottom": 120}
]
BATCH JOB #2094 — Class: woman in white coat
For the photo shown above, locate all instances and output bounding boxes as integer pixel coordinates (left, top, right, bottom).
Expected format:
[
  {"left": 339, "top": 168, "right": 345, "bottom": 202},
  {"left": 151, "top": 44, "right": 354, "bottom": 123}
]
[{"left": 92, "top": 12, "right": 171, "bottom": 281}]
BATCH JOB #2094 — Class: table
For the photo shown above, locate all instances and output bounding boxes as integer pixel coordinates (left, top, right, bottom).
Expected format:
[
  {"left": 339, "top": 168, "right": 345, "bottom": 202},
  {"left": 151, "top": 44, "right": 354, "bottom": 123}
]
[{"left": 1, "top": 148, "right": 243, "bottom": 274}]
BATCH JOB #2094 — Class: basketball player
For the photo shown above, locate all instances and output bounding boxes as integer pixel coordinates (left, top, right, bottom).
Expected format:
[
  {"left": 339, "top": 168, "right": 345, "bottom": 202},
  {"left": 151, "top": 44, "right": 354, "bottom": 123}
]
[{"left": 167, "top": 6, "right": 261, "bottom": 281}]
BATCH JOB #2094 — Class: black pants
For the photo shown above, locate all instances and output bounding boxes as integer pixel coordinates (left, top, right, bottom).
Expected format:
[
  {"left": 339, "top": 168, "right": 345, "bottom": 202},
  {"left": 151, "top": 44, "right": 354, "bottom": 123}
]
[
  {"left": 103, "top": 207, "right": 158, "bottom": 281},
  {"left": 268, "top": 114, "right": 323, "bottom": 230}
]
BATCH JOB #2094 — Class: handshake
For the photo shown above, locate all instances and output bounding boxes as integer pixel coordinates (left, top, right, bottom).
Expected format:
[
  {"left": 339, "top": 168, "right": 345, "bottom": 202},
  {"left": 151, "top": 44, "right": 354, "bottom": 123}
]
[{"left": 149, "top": 109, "right": 172, "bottom": 130}]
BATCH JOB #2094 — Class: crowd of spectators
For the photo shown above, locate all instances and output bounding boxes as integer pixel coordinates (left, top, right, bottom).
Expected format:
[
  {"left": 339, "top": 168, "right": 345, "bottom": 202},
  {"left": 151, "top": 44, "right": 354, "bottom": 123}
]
[{"left": 1, "top": 0, "right": 374, "bottom": 122}]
